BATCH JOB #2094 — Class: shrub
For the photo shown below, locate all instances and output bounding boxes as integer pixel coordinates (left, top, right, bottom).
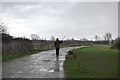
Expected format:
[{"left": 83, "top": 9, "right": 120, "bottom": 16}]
[{"left": 111, "top": 37, "right": 120, "bottom": 49}]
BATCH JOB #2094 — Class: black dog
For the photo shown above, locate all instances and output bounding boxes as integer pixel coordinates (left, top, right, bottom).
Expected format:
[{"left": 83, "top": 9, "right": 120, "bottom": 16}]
[{"left": 68, "top": 50, "right": 73, "bottom": 55}]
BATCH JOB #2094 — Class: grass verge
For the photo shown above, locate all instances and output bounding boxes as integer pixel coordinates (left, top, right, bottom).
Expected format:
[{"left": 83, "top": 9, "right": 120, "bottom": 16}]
[
  {"left": 2, "top": 51, "right": 34, "bottom": 62},
  {"left": 2, "top": 48, "right": 53, "bottom": 62},
  {"left": 64, "top": 45, "right": 118, "bottom": 78},
  {"left": 0, "top": 55, "right": 1, "bottom": 63}
]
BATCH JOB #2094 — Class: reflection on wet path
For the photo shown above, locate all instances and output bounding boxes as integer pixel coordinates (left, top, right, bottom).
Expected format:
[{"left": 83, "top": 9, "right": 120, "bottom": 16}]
[
  {"left": 54, "top": 60, "right": 59, "bottom": 72},
  {"left": 2, "top": 47, "right": 81, "bottom": 78}
]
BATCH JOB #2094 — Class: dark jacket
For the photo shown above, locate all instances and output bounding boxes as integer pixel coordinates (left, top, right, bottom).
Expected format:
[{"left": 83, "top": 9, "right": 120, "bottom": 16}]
[{"left": 54, "top": 40, "right": 63, "bottom": 48}]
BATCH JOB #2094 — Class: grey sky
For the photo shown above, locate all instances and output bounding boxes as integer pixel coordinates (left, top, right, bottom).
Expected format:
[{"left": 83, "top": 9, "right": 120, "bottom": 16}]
[{"left": 1, "top": 2, "right": 118, "bottom": 40}]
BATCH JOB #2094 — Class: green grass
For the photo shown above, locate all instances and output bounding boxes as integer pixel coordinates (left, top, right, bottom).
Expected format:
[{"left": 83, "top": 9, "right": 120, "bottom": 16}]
[
  {"left": 64, "top": 45, "right": 118, "bottom": 78},
  {"left": 2, "top": 51, "right": 34, "bottom": 62},
  {"left": 2, "top": 47, "right": 53, "bottom": 62},
  {"left": 0, "top": 55, "right": 2, "bottom": 63}
]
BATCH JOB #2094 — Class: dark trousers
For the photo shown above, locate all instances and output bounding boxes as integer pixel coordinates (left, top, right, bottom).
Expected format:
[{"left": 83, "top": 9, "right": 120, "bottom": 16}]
[{"left": 56, "top": 48, "right": 59, "bottom": 57}]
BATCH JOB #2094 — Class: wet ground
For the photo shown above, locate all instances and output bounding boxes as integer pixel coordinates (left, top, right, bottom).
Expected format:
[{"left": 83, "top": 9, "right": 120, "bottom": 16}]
[{"left": 2, "top": 47, "right": 82, "bottom": 78}]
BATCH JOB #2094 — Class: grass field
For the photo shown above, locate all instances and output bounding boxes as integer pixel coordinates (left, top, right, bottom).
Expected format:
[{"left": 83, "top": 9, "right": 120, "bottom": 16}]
[{"left": 64, "top": 45, "right": 118, "bottom": 78}]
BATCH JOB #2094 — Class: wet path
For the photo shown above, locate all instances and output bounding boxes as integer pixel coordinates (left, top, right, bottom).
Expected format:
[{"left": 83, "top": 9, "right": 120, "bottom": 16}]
[{"left": 2, "top": 47, "right": 81, "bottom": 78}]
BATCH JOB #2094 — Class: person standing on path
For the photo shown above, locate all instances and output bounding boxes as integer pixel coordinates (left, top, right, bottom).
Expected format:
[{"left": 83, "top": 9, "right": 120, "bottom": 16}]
[{"left": 54, "top": 38, "right": 63, "bottom": 60}]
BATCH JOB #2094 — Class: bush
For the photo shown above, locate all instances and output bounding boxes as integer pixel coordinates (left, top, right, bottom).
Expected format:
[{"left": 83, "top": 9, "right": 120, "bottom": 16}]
[{"left": 111, "top": 37, "right": 120, "bottom": 49}]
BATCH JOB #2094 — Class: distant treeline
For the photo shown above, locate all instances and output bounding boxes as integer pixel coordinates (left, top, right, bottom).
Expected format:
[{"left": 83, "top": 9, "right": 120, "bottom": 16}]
[{"left": 2, "top": 33, "right": 116, "bottom": 56}]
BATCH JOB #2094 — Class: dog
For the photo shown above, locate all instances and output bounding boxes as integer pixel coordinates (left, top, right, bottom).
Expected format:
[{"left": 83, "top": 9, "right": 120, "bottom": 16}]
[
  {"left": 68, "top": 50, "right": 74, "bottom": 55},
  {"left": 66, "top": 50, "right": 76, "bottom": 58}
]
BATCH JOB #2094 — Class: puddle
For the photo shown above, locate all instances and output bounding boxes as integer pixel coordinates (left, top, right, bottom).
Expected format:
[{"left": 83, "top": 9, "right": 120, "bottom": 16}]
[
  {"left": 43, "top": 59, "right": 51, "bottom": 62},
  {"left": 53, "top": 59, "right": 65, "bottom": 61},
  {"left": 48, "top": 52, "right": 53, "bottom": 53},
  {"left": 18, "top": 71, "right": 22, "bottom": 74},
  {"left": 39, "top": 69, "right": 47, "bottom": 72},
  {"left": 39, "top": 68, "right": 55, "bottom": 73},
  {"left": 48, "top": 70, "right": 54, "bottom": 72},
  {"left": 59, "top": 59, "right": 65, "bottom": 61},
  {"left": 30, "top": 71, "right": 34, "bottom": 73},
  {"left": 54, "top": 60, "right": 60, "bottom": 72}
]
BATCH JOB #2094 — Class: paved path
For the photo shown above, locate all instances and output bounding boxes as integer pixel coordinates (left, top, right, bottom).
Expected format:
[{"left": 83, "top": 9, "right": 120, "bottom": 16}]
[{"left": 2, "top": 47, "right": 82, "bottom": 78}]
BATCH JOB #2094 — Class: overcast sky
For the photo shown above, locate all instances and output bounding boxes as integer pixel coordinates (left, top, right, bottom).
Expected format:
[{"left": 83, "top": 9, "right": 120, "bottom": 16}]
[{"left": 1, "top": 2, "right": 118, "bottom": 40}]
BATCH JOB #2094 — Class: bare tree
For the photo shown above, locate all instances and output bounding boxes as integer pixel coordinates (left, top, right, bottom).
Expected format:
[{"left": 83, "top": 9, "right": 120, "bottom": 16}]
[
  {"left": 94, "top": 35, "right": 99, "bottom": 41},
  {"left": 0, "top": 23, "right": 8, "bottom": 34},
  {"left": 50, "top": 36, "right": 55, "bottom": 41},
  {"left": 71, "top": 38, "right": 74, "bottom": 41},
  {"left": 104, "top": 32, "right": 112, "bottom": 43},
  {"left": 104, "top": 35, "right": 107, "bottom": 42},
  {"left": 30, "top": 34, "right": 40, "bottom": 40}
]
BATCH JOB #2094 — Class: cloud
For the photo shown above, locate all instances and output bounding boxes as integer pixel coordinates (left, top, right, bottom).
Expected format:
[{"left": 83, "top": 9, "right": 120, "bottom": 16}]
[{"left": 1, "top": 2, "right": 118, "bottom": 40}]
